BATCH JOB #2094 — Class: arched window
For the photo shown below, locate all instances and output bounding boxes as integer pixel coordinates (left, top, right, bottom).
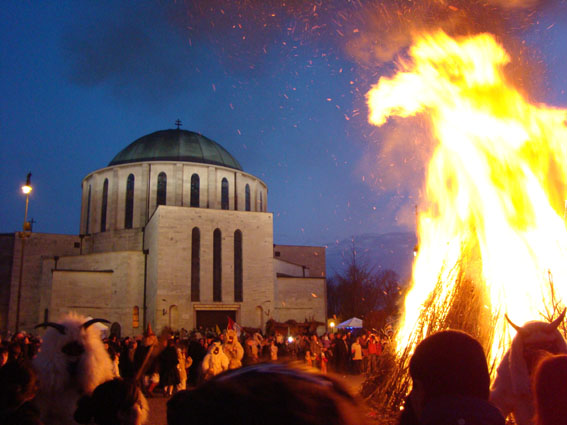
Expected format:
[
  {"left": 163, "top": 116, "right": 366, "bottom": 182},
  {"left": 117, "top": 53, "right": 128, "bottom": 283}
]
[
  {"left": 260, "top": 191, "right": 263, "bottom": 212},
  {"left": 190, "top": 174, "right": 200, "bottom": 207},
  {"left": 245, "top": 184, "right": 251, "bottom": 211},
  {"left": 234, "top": 230, "right": 243, "bottom": 302},
  {"left": 157, "top": 172, "right": 167, "bottom": 206},
  {"left": 125, "top": 174, "right": 135, "bottom": 229},
  {"left": 221, "top": 178, "right": 229, "bottom": 210},
  {"left": 191, "top": 227, "right": 200, "bottom": 302},
  {"left": 133, "top": 306, "right": 140, "bottom": 329},
  {"left": 213, "top": 228, "right": 222, "bottom": 301},
  {"left": 101, "top": 179, "right": 108, "bottom": 232},
  {"left": 86, "top": 185, "right": 92, "bottom": 234}
]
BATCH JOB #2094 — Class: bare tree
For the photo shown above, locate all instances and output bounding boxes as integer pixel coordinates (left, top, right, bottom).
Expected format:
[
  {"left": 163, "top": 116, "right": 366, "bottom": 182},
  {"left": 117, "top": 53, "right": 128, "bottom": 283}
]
[{"left": 327, "top": 240, "right": 401, "bottom": 321}]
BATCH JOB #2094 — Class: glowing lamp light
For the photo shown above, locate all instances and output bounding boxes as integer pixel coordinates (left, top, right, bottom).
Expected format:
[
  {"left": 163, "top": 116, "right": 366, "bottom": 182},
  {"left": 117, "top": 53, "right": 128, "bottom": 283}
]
[
  {"left": 22, "top": 173, "right": 32, "bottom": 195},
  {"left": 329, "top": 321, "right": 335, "bottom": 328},
  {"left": 287, "top": 336, "right": 294, "bottom": 343}
]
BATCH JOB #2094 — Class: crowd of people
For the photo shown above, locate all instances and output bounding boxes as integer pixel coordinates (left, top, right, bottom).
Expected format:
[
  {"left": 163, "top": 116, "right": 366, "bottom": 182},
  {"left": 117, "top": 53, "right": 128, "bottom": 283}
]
[{"left": 0, "top": 317, "right": 566, "bottom": 425}]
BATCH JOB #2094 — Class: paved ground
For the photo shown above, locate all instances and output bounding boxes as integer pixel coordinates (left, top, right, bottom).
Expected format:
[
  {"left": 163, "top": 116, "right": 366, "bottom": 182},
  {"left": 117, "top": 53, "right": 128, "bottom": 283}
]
[{"left": 147, "top": 372, "right": 367, "bottom": 425}]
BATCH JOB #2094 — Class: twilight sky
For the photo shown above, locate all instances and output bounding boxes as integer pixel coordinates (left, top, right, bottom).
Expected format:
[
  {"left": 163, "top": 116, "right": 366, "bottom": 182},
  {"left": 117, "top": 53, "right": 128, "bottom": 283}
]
[{"left": 1, "top": 1, "right": 566, "bottom": 246}]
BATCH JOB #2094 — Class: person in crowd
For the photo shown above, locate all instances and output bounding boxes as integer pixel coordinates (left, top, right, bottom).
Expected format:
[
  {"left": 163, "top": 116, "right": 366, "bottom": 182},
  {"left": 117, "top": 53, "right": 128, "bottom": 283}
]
[
  {"left": 244, "top": 333, "right": 262, "bottom": 364},
  {"left": 360, "top": 333, "right": 369, "bottom": 373},
  {"left": 269, "top": 338, "right": 278, "bottom": 361},
  {"left": 0, "top": 345, "right": 9, "bottom": 367},
  {"left": 119, "top": 339, "right": 138, "bottom": 379},
  {"left": 74, "top": 378, "right": 149, "bottom": 425},
  {"left": 305, "top": 350, "right": 314, "bottom": 367},
  {"left": 532, "top": 354, "right": 567, "bottom": 425},
  {"left": 202, "top": 340, "right": 229, "bottom": 380},
  {"left": 351, "top": 337, "right": 363, "bottom": 375},
  {"left": 176, "top": 344, "right": 191, "bottom": 391},
  {"left": 310, "top": 334, "right": 322, "bottom": 369},
  {"left": 0, "top": 361, "right": 42, "bottom": 425},
  {"left": 399, "top": 330, "right": 505, "bottom": 425},
  {"left": 133, "top": 324, "right": 159, "bottom": 394},
  {"left": 223, "top": 329, "right": 244, "bottom": 370},
  {"left": 333, "top": 333, "right": 349, "bottom": 374},
  {"left": 159, "top": 338, "right": 180, "bottom": 396},
  {"left": 320, "top": 349, "right": 329, "bottom": 374},
  {"left": 367, "top": 333, "right": 381, "bottom": 374},
  {"left": 167, "top": 363, "right": 368, "bottom": 425},
  {"left": 187, "top": 336, "right": 206, "bottom": 386}
]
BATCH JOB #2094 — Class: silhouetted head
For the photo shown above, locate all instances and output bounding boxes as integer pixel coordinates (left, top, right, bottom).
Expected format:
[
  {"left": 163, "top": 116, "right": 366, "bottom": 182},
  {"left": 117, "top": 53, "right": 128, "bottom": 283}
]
[{"left": 167, "top": 363, "right": 367, "bottom": 425}]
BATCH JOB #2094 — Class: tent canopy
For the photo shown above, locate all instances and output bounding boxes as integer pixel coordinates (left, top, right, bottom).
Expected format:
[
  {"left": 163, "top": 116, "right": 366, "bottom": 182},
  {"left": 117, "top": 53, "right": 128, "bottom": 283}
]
[{"left": 336, "top": 317, "right": 363, "bottom": 329}]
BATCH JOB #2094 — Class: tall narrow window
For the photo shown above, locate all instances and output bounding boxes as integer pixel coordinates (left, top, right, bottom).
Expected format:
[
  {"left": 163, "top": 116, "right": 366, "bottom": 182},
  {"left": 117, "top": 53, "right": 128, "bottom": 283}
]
[
  {"left": 157, "top": 172, "right": 167, "bottom": 206},
  {"left": 101, "top": 179, "right": 108, "bottom": 232},
  {"left": 125, "top": 174, "right": 135, "bottom": 229},
  {"left": 234, "top": 230, "right": 243, "bottom": 302},
  {"left": 86, "top": 185, "right": 91, "bottom": 234},
  {"left": 221, "top": 178, "right": 229, "bottom": 210},
  {"left": 191, "top": 227, "right": 200, "bottom": 302},
  {"left": 213, "top": 228, "right": 222, "bottom": 301},
  {"left": 133, "top": 306, "right": 140, "bottom": 329},
  {"left": 245, "top": 184, "right": 251, "bottom": 211},
  {"left": 190, "top": 174, "right": 200, "bottom": 207},
  {"left": 260, "top": 191, "right": 263, "bottom": 212}
]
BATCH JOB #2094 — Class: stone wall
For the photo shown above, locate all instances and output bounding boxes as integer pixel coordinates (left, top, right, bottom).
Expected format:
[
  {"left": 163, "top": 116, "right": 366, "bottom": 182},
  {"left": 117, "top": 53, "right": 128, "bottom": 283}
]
[
  {"left": 81, "top": 162, "right": 268, "bottom": 234},
  {"left": 274, "top": 276, "right": 327, "bottom": 326},
  {"left": 6, "top": 233, "right": 80, "bottom": 334},
  {"left": 46, "top": 251, "right": 145, "bottom": 337},
  {"left": 273, "top": 245, "right": 326, "bottom": 278},
  {"left": 145, "top": 206, "right": 274, "bottom": 333}
]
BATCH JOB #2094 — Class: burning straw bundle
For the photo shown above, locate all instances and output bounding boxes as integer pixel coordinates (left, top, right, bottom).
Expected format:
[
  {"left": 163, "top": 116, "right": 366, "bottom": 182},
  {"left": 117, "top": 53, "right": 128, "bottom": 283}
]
[{"left": 367, "top": 243, "right": 504, "bottom": 414}]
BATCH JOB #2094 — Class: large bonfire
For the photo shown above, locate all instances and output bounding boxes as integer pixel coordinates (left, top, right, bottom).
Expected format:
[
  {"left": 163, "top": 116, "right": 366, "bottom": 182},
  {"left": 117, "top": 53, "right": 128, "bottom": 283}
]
[{"left": 366, "top": 30, "right": 567, "bottom": 408}]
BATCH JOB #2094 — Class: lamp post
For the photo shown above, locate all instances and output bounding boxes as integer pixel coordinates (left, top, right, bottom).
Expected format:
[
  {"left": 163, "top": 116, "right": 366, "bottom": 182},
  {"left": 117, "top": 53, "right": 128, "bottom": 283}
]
[{"left": 15, "top": 173, "right": 32, "bottom": 332}]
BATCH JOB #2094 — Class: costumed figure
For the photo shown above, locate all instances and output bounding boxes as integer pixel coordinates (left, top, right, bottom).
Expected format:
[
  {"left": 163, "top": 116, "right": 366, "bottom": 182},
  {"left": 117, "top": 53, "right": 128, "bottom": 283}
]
[
  {"left": 201, "top": 341, "right": 229, "bottom": 380},
  {"left": 33, "top": 313, "right": 115, "bottom": 425},
  {"left": 490, "top": 309, "right": 567, "bottom": 425},
  {"left": 245, "top": 332, "right": 263, "bottom": 363},
  {"left": 223, "top": 329, "right": 244, "bottom": 369}
]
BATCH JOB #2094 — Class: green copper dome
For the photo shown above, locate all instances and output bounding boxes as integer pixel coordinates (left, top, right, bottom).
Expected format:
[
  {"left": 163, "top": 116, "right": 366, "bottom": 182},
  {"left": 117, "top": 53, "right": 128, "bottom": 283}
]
[{"left": 109, "top": 129, "right": 243, "bottom": 171}]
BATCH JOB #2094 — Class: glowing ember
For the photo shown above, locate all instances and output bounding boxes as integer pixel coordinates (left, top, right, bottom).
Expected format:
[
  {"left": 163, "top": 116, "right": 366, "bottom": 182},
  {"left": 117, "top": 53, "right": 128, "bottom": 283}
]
[{"left": 367, "top": 30, "right": 567, "bottom": 367}]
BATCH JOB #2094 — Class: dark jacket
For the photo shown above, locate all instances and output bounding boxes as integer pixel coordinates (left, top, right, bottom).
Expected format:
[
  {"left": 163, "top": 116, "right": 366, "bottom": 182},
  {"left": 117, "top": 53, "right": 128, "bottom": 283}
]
[{"left": 420, "top": 395, "right": 505, "bottom": 425}]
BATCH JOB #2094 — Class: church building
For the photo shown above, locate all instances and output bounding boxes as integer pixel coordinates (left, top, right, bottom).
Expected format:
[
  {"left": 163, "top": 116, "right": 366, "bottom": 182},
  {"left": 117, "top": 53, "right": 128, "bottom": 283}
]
[{"left": 0, "top": 128, "right": 327, "bottom": 337}]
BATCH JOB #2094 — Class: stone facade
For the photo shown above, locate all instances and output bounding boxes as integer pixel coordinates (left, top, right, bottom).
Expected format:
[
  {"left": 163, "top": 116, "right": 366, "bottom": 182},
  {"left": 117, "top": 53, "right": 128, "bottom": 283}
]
[
  {"left": 3, "top": 232, "right": 80, "bottom": 332},
  {"left": 0, "top": 129, "right": 327, "bottom": 337}
]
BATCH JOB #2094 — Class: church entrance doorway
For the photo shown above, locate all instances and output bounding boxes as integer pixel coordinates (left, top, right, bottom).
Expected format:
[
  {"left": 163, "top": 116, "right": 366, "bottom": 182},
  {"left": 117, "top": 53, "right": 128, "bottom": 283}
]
[{"left": 196, "top": 310, "right": 236, "bottom": 330}]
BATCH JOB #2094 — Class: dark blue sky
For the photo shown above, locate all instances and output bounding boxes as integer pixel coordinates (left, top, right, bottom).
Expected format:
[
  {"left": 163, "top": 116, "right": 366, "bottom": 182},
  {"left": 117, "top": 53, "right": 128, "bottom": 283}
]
[{"left": 1, "top": 1, "right": 566, "bottom": 246}]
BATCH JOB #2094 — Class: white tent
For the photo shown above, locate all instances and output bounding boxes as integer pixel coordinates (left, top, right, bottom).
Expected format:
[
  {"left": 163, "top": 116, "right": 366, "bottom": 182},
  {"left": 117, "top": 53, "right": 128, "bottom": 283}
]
[{"left": 336, "top": 317, "right": 363, "bottom": 329}]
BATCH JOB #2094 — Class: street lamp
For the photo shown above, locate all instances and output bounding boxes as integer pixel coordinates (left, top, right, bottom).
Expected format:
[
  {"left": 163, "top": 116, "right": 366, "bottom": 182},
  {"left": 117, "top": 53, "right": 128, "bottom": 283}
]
[
  {"left": 15, "top": 172, "right": 32, "bottom": 332},
  {"left": 22, "top": 173, "right": 33, "bottom": 231}
]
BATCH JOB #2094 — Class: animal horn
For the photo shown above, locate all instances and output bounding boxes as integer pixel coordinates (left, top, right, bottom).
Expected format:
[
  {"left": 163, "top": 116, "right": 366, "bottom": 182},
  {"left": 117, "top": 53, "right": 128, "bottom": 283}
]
[
  {"left": 505, "top": 314, "right": 524, "bottom": 335},
  {"left": 548, "top": 308, "right": 566, "bottom": 332},
  {"left": 82, "top": 318, "right": 110, "bottom": 329},
  {"left": 35, "top": 322, "right": 66, "bottom": 334}
]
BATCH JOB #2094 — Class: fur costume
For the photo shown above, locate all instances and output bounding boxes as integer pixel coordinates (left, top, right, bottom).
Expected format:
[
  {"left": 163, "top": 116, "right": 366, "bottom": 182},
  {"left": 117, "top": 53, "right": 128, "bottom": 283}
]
[
  {"left": 490, "top": 310, "right": 567, "bottom": 425},
  {"left": 223, "top": 329, "right": 244, "bottom": 369},
  {"left": 33, "top": 313, "right": 116, "bottom": 425},
  {"left": 201, "top": 342, "right": 229, "bottom": 380},
  {"left": 245, "top": 333, "right": 263, "bottom": 363}
]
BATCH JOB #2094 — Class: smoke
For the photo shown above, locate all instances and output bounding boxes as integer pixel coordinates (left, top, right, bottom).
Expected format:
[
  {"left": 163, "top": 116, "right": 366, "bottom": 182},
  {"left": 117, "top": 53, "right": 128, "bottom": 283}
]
[{"left": 61, "top": 2, "right": 209, "bottom": 102}]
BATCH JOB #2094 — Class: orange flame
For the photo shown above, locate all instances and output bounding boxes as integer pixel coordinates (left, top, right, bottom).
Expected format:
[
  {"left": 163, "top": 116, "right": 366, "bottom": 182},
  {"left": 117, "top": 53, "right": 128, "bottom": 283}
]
[{"left": 367, "top": 31, "right": 567, "bottom": 366}]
